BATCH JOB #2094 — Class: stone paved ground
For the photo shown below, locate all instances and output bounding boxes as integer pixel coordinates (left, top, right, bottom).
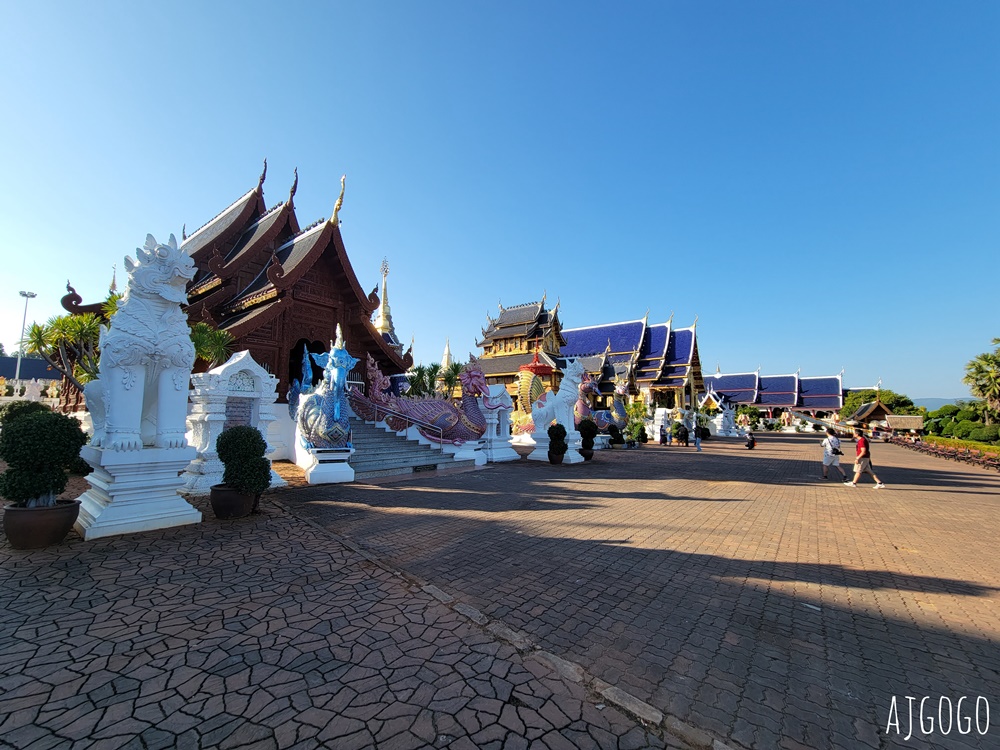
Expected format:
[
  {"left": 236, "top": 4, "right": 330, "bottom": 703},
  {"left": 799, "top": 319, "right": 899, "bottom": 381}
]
[
  {"left": 0, "top": 497, "right": 681, "bottom": 749},
  {"left": 282, "top": 433, "right": 1000, "bottom": 750}
]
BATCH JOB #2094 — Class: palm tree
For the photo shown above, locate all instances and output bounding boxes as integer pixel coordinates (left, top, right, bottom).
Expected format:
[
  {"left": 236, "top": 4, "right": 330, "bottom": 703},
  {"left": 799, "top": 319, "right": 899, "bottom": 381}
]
[
  {"left": 189, "top": 322, "right": 235, "bottom": 369},
  {"left": 406, "top": 363, "right": 442, "bottom": 397},
  {"left": 406, "top": 365, "right": 429, "bottom": 396},
  {"left": 440, "top": 361, "right": 464, "bottom": 399},
  {"left": 964, "top": 349, "right": 1000, "bottom": 425},
  {"left": 22, "top": 314, "right": 102, "bottom": 391}
]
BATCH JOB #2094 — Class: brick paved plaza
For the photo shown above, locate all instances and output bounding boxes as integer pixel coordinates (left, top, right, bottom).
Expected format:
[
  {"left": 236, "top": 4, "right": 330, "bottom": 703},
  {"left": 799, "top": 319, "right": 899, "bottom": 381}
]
[
  {"left": 2, "top": 432, "right": 998, "bottom": 749},
  {"left": 284, "top": 433, "right": 1000, "bottom": 750}
]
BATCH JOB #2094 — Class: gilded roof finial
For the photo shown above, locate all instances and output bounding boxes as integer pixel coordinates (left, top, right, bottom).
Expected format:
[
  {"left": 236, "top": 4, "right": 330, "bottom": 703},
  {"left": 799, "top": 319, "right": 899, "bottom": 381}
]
[
  {"left": 258, "top": 158, "right": 268, "bottom": 190},
  {"left": 642, "top": 308, "right": 649, "bottom": 325},
  {"left": 109, "top": 264, "right": 117, "bottom": 294},
  {"left": 288, "top": 168, "right": 298, "bottom": 206},
  {"left": 331, "top": 174, "right": 346, "bottom": 226},
  {"left": 667, "top": 310, "right": 674, "bottom": 326}
]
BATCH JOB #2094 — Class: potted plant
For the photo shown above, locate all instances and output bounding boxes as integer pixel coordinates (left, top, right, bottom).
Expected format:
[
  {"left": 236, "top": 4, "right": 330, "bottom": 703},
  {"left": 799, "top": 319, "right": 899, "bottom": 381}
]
[
  {"left": 578, "top": 418, "right": 598, "bottom": 461},
  {"left": 1, "top": 410, "right": 88, "bottom": 549},
  {"left": 210, "top": 426, "right": 271, "bottom": 519},
  {"left": 547, "top": 423, "right": 569, "bottom": 464}
]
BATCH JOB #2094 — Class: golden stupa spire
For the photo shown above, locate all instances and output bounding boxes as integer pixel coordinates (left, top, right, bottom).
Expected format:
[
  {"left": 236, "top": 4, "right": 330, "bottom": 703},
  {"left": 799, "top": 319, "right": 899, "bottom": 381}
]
[{"left": 373, "top": 257, "right": 398, "bottom": 344}]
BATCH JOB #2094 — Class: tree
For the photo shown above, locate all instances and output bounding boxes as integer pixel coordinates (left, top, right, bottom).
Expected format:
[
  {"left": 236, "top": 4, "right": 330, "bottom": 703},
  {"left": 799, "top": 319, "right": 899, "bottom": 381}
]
[
  {"left": 0, "top": 342, "right": 6, "bottom": 357},
  {"left": 189, "top": 323, "right": 236, "bottom": 369},
  {"left": 440, "top": 362, "right": 464, "bottom": 399},
  {"left": 839, "top": 389, "right": 919, "bottom": 420},
  {"left": 405, "top": 363, "right": 442, "bottom": 397},
  {"left": 963, "top": 339, "right": 1000, "bottom": 424}
]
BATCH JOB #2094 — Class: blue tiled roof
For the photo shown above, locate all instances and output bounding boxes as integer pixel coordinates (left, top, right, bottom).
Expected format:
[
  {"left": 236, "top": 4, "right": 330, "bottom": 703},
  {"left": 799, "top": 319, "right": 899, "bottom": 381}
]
[
  {"left": 710, "top": 372, "right": 758, "bottom": 392},
  {"left": 642, "top": 324, "right": 669, "bottom": 359},
  {"left": 665, "top": 328, "right": 694, "bottom": 366},
  {"left": 799, "top": 376, "right": 841, "bottom": 398},
  {"left": 800, "top": 396, "right": 842, "bottom": 409},
  {"left": 706, "top": 372, "right": 759, "bottom": 404},
  {"left": 562, "top": 321, "right": 644, "bottom": 357},
  {"left": 606, "top": 353, "right": 634, "bottom": 366},
  {"left": 758, "top": 374, "right": 799, "bottom": 407},
  {"left": 710, "top": 389, "right": 757, "bottom": 404},
  {"left": 799, "top": 376, "right": 843, "bottom": 409}
]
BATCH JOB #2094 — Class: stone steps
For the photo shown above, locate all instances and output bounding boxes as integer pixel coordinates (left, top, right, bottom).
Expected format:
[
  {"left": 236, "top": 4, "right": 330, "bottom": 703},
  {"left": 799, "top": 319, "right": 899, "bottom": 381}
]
[{"left": 349, "top": 418, "right": 475, "bottom": 480}]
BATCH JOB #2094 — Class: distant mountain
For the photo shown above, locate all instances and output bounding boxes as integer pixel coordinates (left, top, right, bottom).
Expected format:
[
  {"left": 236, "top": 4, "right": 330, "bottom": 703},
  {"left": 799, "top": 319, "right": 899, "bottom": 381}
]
[{"left": 912, "top": 398, "right": 968, "bottom": 410}]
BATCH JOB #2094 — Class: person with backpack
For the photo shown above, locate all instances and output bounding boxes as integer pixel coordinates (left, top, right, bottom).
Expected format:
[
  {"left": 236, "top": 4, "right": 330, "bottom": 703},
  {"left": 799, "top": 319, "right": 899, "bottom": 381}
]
[
  {"left": 820, "top": 427, "right": 847, "bottom": 480},
  {"left": 844, "top": 427, "right": 886, "bottom": 488}
]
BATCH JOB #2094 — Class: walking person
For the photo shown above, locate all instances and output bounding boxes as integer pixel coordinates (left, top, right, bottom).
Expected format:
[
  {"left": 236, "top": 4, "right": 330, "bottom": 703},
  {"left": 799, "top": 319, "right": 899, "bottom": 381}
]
[
  {"left": 844, "top": 428, "right": 886, "bottom": 488},
  {"left": 820, "top": 427, "right": 846, "bottom": 480}
]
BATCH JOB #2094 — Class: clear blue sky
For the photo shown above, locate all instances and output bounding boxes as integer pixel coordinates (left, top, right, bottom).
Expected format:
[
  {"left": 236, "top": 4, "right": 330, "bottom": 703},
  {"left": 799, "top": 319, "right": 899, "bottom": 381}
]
[{"left": 1, "top": 2, "right": 997, "bottom": 398}]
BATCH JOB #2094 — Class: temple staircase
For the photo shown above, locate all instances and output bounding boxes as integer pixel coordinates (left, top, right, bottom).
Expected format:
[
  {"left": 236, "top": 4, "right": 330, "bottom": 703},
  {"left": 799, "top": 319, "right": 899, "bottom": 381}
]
[{"left": 349, "top": 417, "right": 475, "bottom": 480}]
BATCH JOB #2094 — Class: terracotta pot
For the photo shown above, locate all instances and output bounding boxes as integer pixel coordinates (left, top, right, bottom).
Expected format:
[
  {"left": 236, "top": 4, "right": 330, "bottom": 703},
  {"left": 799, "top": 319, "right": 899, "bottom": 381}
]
[
  {"left": 548, "top": 452, "right": 565, "bottom": 465},
  {"left": 579, "top": 448, "right": 594, "bottom": 461},
  {"left": 4, "top": 499, "right": 80, "bottom": 550},
  {"left": 209, "top": 485, "right": 256, "bottom": 520}
]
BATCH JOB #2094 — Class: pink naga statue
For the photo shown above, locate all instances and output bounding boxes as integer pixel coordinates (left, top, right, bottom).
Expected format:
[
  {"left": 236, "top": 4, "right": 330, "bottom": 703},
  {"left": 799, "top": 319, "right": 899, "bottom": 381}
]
[{"left": 349, "top": 355, "right": 504, "bottom": 445}]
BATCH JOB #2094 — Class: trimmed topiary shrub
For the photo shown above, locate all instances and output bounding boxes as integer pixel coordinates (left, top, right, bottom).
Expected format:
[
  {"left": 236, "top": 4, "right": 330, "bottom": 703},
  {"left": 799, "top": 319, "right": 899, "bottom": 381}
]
[
  {"left": 0, "top": 411, "right": 88, "bottom": 507},
  {"left": 216, "top": 426, "right": 271, "bottom": 500},
  {"left": 953, "top": 420, "right": 981, "bottom": 440},
  {"left": 0, "top": 400, "right": 51, "bottom": 428},
  {"left": 969, "top": 425, "right": 999, "bottom": 443},
  {"left": 941, "top": 421, "right": 957, "bottom": 437},
  {"left": 578, "top": 419, "right": 598, "bottom": 451},
  {"left": 929, "top": 404, "right": 960, "bottom": 419},
  {"left": 547, "top": 423, "right": 568, "bottom": 456},
  {"left": 954, "top": 409, "right": 976, "bottom": 423}
]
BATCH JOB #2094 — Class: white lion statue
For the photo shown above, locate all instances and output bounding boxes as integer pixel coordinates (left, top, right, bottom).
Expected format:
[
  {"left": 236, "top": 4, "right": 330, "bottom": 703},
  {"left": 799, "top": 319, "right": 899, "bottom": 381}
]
[
  {"left": 85, "top": 234, "right": 196, "bottom": 451},
  {"left": 531, "top": 358, "right": 584, "bottom": 435}
]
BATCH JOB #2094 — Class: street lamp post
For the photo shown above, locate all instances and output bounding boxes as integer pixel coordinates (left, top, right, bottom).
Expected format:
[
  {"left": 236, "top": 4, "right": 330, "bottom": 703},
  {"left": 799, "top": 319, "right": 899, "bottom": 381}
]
[{"left": 14, "top": 291, "right": 37, "bottom": 383}]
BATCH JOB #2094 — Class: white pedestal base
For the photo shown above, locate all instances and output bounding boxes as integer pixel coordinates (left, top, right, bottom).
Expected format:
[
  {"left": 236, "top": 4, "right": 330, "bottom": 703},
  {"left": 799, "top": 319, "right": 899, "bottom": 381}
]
[
  {"left": 527, "top": 434, "right": 550, "bottom": 462},
  {"left": 594, "top": 434, "right": 611, "bottom": 450},
  {"left": 485, "top": 442, "right": 520, "bottom": 462},
  {"left": 442, "top": 440, "right": 487, "bottom": 466},
  {"left": 528, "top": 432, "right": 584, "bottom": 463},
  {"left": 75, "top": 445, "right": 201, "bottom": 541},
  {"left": 563, "top": 431, "right": 585, "bottom": 464},
  {"left": 300, "top": 447, "right": 355, "bottom": 484}
]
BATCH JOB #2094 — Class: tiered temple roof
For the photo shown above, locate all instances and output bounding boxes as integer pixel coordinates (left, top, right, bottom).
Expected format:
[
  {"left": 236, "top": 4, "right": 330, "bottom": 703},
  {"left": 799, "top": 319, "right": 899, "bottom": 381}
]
[
  {"left": 704, "top": 369, "right": 843, "bottom": 412},
  {"left": 479, "top": 303, "right": 703, "bottom": 402},
  {"left": 65, "top": 162, "right": 412, "bottom": 399},
  {"left": 477, "top": 297, "right": 566, "bottom": 384}
]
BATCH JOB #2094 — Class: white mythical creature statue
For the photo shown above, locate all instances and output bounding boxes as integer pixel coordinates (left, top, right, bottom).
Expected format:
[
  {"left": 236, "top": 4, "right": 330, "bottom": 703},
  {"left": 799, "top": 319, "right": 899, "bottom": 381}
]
[
  {"left": 85, "top": 234, "right": 197, "bottom": 451},
  {"left": 531, "top": 358, "right": 584, "bottom": 434}
]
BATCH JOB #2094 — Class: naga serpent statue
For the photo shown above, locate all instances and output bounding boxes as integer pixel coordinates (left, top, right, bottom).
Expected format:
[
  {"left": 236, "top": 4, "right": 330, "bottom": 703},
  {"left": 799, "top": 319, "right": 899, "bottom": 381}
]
[
  {"left": 349, "top": 355, "right": 505, "bottom": 445},
  {"left": 295, "top": 325, "right": 359, "bottom": 450},
  {"left": 592, "top": 376, "right": 629, "bottom": 431},
  {"left": 574, "top": 375, "right": 601, "bottom": 426}
]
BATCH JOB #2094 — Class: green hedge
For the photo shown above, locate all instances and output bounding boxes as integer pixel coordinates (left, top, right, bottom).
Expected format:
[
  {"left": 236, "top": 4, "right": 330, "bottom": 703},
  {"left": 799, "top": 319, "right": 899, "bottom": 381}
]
[{"left": 922, "top": 435, "right": 1000, "bottom": 455}]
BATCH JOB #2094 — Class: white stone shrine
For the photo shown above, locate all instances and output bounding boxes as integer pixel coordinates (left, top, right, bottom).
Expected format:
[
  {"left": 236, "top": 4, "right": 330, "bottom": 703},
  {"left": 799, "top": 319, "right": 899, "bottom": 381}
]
[
  {"left": 477, "top": 385, "right": 519, "bottom": 462},
  {"left": 183, "top": 350, "right": 285, "bottom": 494}
]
